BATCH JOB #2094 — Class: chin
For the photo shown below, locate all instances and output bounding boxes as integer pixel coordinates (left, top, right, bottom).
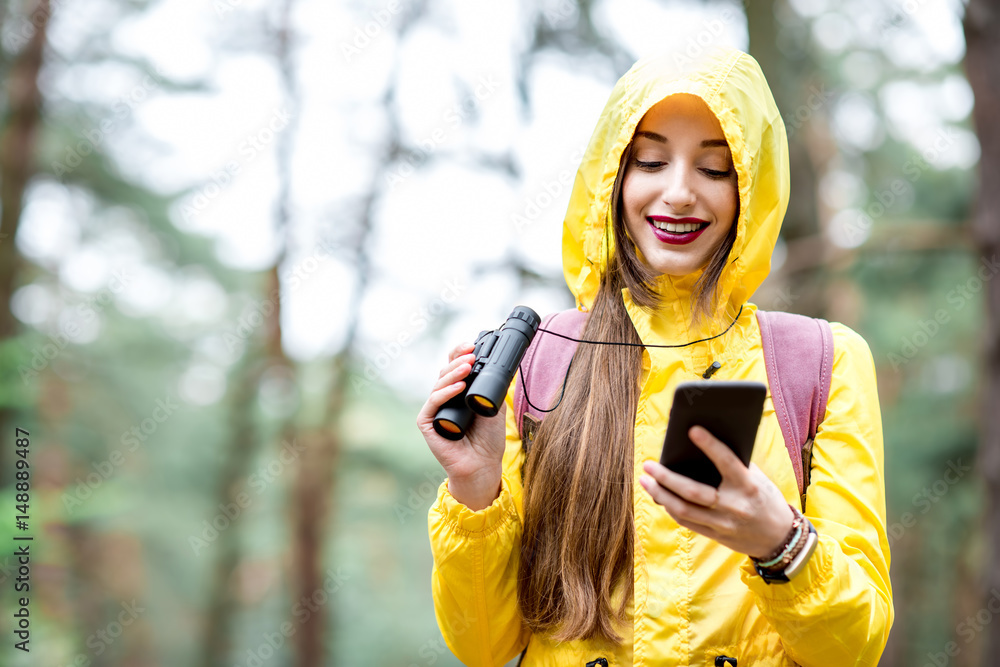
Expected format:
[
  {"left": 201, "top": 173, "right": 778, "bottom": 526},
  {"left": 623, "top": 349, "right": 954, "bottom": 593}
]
[
  {"left": 649, "top": 260, "right": 704, "bottom": 277},
  {"left": 662, "top": 270, "right": 699, "bottom": 278}
]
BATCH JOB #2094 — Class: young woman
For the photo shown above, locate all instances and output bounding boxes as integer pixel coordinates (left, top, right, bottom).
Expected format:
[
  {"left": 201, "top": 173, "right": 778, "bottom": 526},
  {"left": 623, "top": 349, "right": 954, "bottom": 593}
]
[{"left": 416, "top": 46, "right": 893, "bottom": 666}]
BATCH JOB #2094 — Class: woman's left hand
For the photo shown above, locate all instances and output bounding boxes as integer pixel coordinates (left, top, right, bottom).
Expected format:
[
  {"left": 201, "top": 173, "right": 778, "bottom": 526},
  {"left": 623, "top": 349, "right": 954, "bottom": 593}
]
[{"left": 639, "top": 425, "right": 795, "bottom": 560}]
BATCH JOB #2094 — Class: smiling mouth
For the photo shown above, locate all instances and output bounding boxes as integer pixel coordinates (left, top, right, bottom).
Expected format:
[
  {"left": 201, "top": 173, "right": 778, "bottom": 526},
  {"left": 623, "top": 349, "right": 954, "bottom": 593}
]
[
  {"left": 648, "top": 216, "right": 710, "bottom": 234},
  {"left": 651, "top": 220, "right": 709, "bottom": 233}
]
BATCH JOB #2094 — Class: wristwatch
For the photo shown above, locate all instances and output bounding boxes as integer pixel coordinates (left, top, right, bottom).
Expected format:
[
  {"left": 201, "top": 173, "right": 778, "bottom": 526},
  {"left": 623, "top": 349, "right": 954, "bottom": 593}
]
[{"left": 753, "top": 518, "right": 819, "bottom": 584}]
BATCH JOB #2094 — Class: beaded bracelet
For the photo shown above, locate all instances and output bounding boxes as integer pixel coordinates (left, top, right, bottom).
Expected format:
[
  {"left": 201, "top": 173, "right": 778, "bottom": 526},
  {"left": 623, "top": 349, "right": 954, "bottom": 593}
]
[{"left": 752, "top": 504, "right": 806, "bottom": 571}]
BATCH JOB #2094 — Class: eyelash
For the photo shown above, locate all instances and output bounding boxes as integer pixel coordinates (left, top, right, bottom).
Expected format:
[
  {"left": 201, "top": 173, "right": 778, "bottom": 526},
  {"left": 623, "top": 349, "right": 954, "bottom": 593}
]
[{"left": 633, "top": 160, "right": 731, "bottom": 179}]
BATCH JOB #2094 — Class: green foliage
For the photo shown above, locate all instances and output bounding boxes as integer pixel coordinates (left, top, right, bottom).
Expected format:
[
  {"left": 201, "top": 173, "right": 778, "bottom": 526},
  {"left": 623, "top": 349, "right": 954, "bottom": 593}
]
[{"left": 0, "top": 335, "right": 39, "bottom": 410}]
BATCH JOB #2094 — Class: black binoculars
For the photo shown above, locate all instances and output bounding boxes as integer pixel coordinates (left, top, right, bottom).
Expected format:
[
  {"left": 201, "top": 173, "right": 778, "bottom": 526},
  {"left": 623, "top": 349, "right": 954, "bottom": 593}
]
[{"left": 433, "top": 306, "right": 541, "bottom": 441}]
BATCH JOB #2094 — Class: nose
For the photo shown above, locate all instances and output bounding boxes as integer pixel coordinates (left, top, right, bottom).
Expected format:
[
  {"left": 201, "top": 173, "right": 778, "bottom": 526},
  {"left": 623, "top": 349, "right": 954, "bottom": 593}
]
[{"left": 660, "top": 164, "right": 696, "bottom": 211}]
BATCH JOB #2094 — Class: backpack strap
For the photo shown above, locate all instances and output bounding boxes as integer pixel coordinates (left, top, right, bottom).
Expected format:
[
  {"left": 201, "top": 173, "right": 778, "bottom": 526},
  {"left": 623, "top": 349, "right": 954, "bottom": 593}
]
[
  {"left": 755, "top": 309, "right": 835, "bottom": 510},
  {"left": 513, "top": 308, "right": 588, "bottom": 445}
]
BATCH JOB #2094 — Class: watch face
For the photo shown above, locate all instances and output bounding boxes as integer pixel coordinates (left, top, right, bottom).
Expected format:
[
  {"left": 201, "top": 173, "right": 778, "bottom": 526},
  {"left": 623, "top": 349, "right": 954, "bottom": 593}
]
[{"left": 754, "top": 561, "right": 790, "bottom": 584}]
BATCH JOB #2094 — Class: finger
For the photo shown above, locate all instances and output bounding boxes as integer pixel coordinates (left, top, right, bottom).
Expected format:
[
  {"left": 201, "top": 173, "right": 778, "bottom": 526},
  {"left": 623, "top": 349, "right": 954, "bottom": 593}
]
[
  {"left": 689, "top": 426, "right": 752, "bottom": 488},
  {"left": 447, "top": 342, "right": 476, "bottom": 363},
  {"left": 438, "top": 353, "right": 475, "bottom": 380},
  {"left": 641, "top": 460, "right": 719, "bottom": 508},
  {"left": 417, "top": 378, "right": 467, "bottom": 425},
  {"left": 432, "top": 361, "right": 472, "bottom": 393},
  {"left": 639, "top": 475, "right": 717, "bottom": 529}
]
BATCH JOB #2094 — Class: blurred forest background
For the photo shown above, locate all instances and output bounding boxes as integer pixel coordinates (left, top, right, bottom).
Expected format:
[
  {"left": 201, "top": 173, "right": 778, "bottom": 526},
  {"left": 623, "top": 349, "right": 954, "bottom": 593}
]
[{"left": 0, "top": 0, "right": 998, "bottom": 665}]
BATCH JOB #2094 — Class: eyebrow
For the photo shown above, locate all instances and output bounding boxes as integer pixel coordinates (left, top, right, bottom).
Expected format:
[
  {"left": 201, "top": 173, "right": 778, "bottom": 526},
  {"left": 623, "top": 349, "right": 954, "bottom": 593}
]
[{"left": 635, "top": 130, "right": 729, "bottom": 149}]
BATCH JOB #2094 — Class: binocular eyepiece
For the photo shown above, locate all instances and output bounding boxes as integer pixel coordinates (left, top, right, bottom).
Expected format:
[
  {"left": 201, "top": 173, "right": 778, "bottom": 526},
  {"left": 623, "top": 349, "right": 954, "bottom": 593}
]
[{"left": 433, "top": 306, "right": 541, "bottom": 441}]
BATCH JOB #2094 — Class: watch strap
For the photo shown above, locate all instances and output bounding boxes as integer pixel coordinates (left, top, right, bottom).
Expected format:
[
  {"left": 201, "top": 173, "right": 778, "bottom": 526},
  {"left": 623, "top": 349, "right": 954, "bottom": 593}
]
[{"left": 753, "top": 519, "right": 818, "bottom": 584}]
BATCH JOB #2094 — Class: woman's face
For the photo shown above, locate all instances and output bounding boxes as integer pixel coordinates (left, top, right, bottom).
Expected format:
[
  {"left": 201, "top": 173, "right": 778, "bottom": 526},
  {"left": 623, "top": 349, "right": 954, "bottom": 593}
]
[{"left": 621, "top": 94, "right": 738, "bottom": 277}]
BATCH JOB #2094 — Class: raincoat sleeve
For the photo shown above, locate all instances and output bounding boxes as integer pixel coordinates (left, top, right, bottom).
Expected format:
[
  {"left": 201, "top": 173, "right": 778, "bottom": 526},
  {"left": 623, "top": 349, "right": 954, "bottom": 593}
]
[
  {"left": 739, "top": 322, "right": 893, "bottom": 666},
  {"left": 428, "top": 385, "right": 531, "bottom": 666}
]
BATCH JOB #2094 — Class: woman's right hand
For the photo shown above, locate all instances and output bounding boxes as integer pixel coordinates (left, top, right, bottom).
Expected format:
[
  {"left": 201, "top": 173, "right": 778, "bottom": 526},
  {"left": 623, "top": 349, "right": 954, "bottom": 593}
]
[{"left": 416, "top": 342, "right": 508, "bottom": 511}]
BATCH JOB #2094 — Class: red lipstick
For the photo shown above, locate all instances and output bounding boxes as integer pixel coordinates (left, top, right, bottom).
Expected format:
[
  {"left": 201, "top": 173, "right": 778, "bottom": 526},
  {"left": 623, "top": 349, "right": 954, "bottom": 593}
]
[{"left": 646, "top": 216, "right": 710, "bottom": 245}]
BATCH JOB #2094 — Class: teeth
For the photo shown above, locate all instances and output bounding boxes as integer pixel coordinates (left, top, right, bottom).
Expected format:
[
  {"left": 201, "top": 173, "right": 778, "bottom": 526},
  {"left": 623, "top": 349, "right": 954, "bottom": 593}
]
[{"left": 653, "top": 220, "right": 706, "bottom": 233}]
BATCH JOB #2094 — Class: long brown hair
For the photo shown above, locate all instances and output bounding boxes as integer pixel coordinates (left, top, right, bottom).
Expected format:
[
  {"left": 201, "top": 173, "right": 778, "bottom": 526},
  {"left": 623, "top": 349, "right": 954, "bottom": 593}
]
[{"left": 517, "top": 139, "right": 738, "bottom": 644}]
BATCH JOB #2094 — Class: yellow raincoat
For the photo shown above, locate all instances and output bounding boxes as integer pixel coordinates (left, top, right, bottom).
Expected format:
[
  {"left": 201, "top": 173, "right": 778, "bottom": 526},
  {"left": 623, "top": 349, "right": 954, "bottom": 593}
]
[{"left": 428, "top": 47, "right": 892, "bottom": 666}]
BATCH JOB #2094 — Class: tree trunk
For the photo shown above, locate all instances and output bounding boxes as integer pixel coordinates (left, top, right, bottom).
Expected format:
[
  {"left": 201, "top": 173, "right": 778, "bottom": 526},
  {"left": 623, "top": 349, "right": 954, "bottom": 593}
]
[
  {"left": 0, "top": 0, "right": 48, "bottom": 340},
  {"left": 0, "top": 0, "right": 50, "bottom": 469},
  {"left": 200, "top": 0, "right": 305, "bottom": 658},
  {"left": 746, "top": 0, "right": 830, "bottom": 318},
  {"left": 0, "top": 0, "right": 52, "bottom": 647},
  {"left": 963, "top": 0, "right": 1000, "bottom": 664},
  {"left": 199, "top": 351, "right": 270, "bottom": 667}
]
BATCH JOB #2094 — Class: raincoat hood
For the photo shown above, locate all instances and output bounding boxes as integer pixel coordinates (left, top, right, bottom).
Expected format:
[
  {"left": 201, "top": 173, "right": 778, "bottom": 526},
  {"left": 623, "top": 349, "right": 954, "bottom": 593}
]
[{"left": 563, "top": 47, "right": 789, "bottom": 324}]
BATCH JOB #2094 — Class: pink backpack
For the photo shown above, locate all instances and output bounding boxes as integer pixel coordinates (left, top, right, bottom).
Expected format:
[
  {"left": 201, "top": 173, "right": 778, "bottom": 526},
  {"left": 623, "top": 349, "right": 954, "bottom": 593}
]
[{"left": 513, "top": 308, "right": 835, "bottom": 509}]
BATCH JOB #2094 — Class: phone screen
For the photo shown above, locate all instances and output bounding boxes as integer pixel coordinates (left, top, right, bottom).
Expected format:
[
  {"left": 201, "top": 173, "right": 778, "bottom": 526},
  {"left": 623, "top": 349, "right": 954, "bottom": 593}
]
[{"left": 659, "top": 380, "right": 767, "bottom": 488}]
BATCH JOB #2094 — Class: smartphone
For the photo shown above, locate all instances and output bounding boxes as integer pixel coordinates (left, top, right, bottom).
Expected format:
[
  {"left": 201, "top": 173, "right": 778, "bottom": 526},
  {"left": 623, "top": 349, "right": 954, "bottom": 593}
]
[{"left": 658, "top": 380, "right": 767, "bottom": 488}]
